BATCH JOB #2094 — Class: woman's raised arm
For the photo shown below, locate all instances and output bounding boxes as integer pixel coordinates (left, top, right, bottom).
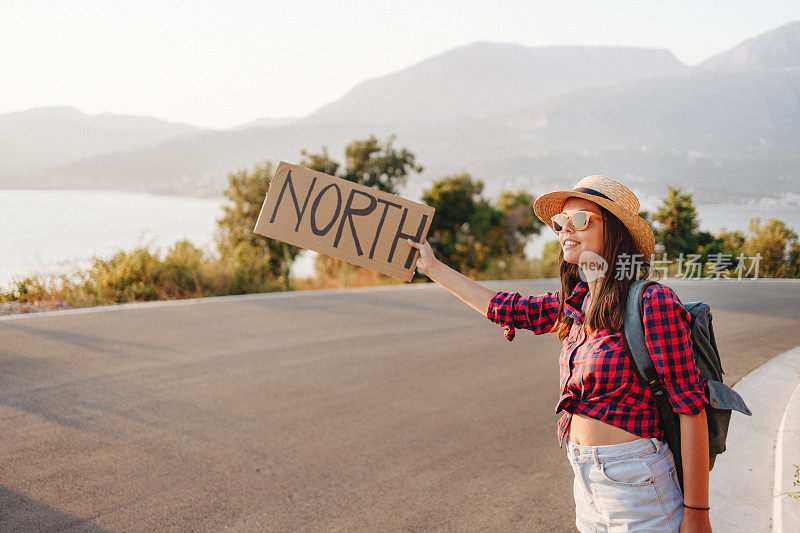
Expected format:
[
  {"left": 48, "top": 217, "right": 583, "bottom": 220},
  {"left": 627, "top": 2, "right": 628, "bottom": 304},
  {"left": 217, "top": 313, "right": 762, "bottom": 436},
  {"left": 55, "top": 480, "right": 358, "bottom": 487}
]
[{"left": 407, "top": 238, "right": 495, "bottom": 315}]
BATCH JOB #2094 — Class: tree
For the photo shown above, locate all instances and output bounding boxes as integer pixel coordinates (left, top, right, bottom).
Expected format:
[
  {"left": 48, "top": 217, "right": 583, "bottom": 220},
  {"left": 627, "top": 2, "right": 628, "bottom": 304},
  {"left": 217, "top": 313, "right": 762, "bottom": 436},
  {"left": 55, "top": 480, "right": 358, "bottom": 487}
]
[
  {"left": 298, "top": 146, "right": 340, "bottom": 177},
  {"left": 537, "top": 240, "right": 562, "bottom": 278},
  {"left": 788, "top": 238, "right": 800, "bottom": 277},
  {"left": 697, "top": 227, "right": 746, "bottom": 262},
  {"left": 301, "top": 135, "right": 422, "bottom": 194},
  {"left": 496, "top": 191, "right": 543, "bottom": 257},
  {"left": 653, "top": 187, "right": 701, "bottom": 258},
  {"left": 215, "top": 161, "right": 301, "bottom": 290},
  {"left": 422, "top": 173, "right": 485, "bottom": 269},
  {"left": 422, "top": 173, "right": 541, "bottom": 277},
  {"left": 300, "top": 136, "right": 423, "bottom": 285},
  {"left": 744, "top": 217, "right": 799, "bottom": 277}
]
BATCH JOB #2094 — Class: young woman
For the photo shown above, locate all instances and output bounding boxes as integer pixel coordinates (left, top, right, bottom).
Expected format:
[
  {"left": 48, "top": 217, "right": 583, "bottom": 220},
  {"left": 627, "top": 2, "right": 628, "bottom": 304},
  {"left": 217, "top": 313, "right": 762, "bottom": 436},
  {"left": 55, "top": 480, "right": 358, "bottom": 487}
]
[{"left": 407, "top": 176, "right": 712, "bottom": 532}]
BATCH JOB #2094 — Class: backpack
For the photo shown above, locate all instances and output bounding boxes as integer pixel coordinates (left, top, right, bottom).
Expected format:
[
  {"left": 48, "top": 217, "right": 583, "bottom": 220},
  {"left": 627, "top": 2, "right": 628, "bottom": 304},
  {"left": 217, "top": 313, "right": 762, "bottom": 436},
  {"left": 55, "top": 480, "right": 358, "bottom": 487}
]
[{"left": 621, "top": 280, "right": 752, "bottom": 493}]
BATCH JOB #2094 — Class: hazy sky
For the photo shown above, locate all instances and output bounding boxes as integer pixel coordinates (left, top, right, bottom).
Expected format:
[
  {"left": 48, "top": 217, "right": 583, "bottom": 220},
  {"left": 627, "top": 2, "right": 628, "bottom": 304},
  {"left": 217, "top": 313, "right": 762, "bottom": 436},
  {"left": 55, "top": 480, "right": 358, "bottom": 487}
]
[{"left": 3, "top": 0, "right": 798, "bottom": 129}]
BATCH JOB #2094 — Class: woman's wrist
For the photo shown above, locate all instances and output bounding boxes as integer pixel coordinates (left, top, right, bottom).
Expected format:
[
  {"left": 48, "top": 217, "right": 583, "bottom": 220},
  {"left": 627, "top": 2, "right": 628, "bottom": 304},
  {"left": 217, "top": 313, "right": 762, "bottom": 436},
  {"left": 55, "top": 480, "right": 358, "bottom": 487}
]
[
  {"left": 683, "top": 503, "right": 710, "bottom": 511},
  {"left": 426, "top": 257, "right": 445, "bottom": 281}
]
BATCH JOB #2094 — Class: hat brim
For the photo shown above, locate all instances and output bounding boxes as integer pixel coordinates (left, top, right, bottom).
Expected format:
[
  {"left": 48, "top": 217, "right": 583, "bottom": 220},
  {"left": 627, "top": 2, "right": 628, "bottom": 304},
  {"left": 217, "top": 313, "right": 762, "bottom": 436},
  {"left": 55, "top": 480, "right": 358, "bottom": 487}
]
[{"left": 533, "top": 190, "right": 655, "bottom": 258}]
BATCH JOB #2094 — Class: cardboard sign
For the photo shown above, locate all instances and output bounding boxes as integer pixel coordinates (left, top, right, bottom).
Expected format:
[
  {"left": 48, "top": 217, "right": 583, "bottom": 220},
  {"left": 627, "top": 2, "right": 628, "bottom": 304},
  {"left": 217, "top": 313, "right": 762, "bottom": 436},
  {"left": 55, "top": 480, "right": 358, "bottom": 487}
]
[{"left": 254, "top": 162, "right": 435, "bottom": 281}]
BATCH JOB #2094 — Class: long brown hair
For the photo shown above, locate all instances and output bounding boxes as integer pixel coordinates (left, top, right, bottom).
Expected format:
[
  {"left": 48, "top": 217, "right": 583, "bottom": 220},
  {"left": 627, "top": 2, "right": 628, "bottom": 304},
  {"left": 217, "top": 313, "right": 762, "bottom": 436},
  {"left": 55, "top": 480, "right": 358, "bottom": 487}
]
[{"left": 553, "top": 203, "right": 652, "bottom": 340}]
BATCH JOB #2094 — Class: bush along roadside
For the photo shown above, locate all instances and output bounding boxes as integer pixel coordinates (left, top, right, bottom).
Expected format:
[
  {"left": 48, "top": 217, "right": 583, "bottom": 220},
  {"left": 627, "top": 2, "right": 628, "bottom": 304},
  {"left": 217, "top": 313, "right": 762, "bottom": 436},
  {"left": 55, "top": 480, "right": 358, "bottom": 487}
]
[{"left": 4, "top": 148, "right": 800, "bottom": 315}]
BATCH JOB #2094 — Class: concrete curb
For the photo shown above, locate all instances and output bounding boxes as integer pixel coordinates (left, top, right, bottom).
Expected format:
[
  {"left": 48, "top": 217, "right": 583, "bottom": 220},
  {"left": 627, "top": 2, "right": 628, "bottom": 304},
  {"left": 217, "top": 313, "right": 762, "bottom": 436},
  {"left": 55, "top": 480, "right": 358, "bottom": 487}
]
[
  {"left": 774, "top": 377, "right": 800, "bottom": 532},
  {"left": 710, "top": 345, "right": 800, "bottom": 532}
]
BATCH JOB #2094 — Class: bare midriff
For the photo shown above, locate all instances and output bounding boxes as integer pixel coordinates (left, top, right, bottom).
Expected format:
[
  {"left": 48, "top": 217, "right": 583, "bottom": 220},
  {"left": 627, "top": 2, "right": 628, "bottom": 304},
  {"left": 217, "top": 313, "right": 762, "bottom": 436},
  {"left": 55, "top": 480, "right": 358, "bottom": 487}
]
[
  {"left": 568, "top": 413, "right": 642, "bottom": 446},
  {"left": 568, "top": 294, "right": 642, "bottom": 446}
]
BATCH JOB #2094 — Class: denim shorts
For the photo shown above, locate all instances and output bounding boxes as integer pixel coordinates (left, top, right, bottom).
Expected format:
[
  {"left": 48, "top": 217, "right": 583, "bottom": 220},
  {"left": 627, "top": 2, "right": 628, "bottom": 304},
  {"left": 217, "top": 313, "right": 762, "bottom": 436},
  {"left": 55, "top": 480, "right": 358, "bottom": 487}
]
[{"left": 565, "top": 436, "right": 683, "bottom": 532}]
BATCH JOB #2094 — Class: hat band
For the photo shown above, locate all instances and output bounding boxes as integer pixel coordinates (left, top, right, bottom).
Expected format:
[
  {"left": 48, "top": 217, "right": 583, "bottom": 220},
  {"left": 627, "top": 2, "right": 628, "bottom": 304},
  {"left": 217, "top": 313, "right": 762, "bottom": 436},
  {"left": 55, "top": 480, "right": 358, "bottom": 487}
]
[{"left": 573, "top": 187, "right": 612, "bottom": 201}]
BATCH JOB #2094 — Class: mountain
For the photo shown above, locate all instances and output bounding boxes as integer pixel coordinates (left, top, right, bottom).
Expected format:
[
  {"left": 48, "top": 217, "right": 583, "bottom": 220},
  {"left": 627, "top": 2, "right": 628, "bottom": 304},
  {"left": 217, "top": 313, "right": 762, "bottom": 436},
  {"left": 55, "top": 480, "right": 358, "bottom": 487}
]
[
  {"left": 486, "top": 69, "right": 800, "bottom": 158},
  {"left": 7, "top": 121, "right": 376, "bottom": 196},
  {"left": 0, "top": 106, "right": 205, "bottom": 170},
  {"left": 233, "top": 117, "right": 299, "bottom": 130},
  {"left": 20, "top": 66, "right": 798, "bottom": 202},
  {"left": 305, "top": 42, "right": 688, "bottom": 124},
  {"left": 698, "top": 20, "right": 800, "bottom": 72},
  {"left": 435, "top": 70, "right": 800, "bottom": 203},
  {"left": 4, "top": 21, "right": 799, "bottom": 203}
]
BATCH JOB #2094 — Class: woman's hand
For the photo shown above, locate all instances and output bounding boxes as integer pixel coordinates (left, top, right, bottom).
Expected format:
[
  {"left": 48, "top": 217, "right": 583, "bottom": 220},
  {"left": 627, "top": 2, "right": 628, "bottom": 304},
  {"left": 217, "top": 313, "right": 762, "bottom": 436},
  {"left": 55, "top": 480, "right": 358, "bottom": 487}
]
[
  {"left": 406, "top": 239, "right": 439, "bottom": 277},
  {"left": 680, "top": 508, "right": 712, "bottom": 532}
]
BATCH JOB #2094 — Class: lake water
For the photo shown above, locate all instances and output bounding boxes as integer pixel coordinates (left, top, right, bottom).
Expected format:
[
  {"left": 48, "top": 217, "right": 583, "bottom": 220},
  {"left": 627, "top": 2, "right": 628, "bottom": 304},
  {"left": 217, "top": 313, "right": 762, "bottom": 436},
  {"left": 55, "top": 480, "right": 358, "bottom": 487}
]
[
  {"left": 0, "top": 190, "right": 224, "bottom": 289},
  {"left": 2, "top": 189, "right": 799, "bottom": 289}
]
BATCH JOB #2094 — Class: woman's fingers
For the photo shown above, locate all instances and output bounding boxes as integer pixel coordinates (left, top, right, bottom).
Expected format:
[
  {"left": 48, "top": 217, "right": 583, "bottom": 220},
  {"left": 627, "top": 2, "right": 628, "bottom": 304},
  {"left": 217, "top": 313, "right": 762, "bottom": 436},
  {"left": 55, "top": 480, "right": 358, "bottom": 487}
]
[
  {"left": 407, "top": 238, "right": 430, "bottom": 252},
  {"left": 407, "top": 238, "right": 428, "bottom": 258},
  {"left": 407, "top": 239, "right": 429, "bottom": 274}
]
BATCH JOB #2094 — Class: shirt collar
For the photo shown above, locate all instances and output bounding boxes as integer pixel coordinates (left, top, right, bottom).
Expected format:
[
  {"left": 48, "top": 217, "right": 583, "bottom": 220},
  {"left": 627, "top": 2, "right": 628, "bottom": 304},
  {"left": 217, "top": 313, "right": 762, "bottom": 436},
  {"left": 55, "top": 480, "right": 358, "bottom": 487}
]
[{"left": 563, "top": 281, "right": 589, "bottom": 322}]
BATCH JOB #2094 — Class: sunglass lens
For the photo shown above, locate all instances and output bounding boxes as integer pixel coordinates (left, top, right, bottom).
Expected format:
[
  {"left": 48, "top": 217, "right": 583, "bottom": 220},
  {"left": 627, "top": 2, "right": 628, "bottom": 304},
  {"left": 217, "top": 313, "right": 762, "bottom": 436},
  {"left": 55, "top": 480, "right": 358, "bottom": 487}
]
[
  {"left": 551, "top": 214, "right": 565, "bottom": 232},
  {"left": 572, "top": 211, "right": 589, "bottom": 230}
]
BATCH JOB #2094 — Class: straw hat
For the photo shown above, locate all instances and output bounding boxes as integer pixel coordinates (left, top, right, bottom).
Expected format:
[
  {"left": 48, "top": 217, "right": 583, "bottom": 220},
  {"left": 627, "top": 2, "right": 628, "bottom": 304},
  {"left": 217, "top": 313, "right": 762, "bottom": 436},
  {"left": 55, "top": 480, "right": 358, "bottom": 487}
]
[{"left": 533, "top": 175, "right": 655, "bottom": 258}]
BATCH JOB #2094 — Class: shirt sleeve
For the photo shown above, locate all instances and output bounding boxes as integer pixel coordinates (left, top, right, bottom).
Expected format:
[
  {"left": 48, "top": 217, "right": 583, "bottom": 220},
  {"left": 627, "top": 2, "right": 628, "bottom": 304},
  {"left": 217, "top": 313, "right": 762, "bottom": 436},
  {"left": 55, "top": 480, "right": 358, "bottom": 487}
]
[
  {"left": 642, "top": 283, "right": 708, "bottom": 415},
  {"left": 486, "top": 290, "right": 561, "bottom": 341}
]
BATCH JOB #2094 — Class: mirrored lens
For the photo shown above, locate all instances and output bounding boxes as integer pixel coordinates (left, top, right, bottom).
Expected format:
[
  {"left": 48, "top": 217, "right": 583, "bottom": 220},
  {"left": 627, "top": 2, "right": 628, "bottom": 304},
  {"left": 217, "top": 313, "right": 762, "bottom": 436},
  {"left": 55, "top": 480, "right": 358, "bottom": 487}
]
[
  {"left": 571, "top": 211, "right": 589, "bottom": 230},
  {"left": 551, "top": 214, "right": 566, "bottom": 231},
  {"left": 552, "top": 211, "right": 592, "bottom": 232}
]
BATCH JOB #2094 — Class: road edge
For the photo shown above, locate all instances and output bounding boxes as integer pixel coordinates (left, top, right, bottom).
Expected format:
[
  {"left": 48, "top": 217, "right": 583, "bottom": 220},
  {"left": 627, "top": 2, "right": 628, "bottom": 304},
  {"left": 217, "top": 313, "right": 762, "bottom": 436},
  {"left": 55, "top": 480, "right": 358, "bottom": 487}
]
[
  {"left": 710, "top": 345, "right": 800, "bottom": 531},
  {"left": 774, "top": 373, "right": 800, "bottom": 532},
  {"left": 0, "top": 282, "right": 443, "bottom": 322}
]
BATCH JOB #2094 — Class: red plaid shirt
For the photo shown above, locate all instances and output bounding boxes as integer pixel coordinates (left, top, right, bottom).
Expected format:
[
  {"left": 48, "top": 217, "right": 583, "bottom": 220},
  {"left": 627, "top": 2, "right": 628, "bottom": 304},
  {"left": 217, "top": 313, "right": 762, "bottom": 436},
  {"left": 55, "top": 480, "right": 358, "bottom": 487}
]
[{"left": 486, "top": 281, "right": 708, "bottom": 446}]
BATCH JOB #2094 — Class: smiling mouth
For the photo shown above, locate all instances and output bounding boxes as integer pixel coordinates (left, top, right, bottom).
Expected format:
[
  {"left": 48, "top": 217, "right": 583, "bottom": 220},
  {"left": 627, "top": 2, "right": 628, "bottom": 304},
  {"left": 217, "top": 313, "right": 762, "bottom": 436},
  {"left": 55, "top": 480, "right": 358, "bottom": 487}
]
[{"left": 563, "top": 240, "right": 581, "bottom": 247}]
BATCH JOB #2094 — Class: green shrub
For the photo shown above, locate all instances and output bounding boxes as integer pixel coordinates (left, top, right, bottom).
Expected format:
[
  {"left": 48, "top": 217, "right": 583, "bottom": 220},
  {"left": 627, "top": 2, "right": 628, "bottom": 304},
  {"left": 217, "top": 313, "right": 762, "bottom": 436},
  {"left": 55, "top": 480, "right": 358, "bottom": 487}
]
[
  {"left": 161, "top": 240, "right": 209, "bottom": 298},
  {"left": 83, "top": 247, "right": 163, "bottom": 303}
]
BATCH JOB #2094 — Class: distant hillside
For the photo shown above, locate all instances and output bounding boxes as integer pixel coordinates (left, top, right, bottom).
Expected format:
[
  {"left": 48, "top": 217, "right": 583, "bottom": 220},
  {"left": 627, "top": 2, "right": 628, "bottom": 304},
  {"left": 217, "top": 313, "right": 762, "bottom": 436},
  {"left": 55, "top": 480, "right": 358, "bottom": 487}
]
[
  {"left": 486, "top": 70, "right": 800, "bottom": 159},
  {"left": 0, "top": 106, "right": 204, "bottom": 170},
  {"left": 698, "top": 20, "right": 800, "bottom": 71},
  {"left": 3, "top": 21, "right": 798, "bottom": 204},
  {"left": 232, "top": 117, "right": 299, "bottom": 130},
  {"left": 17, "top": 68, "right": 798, "bottom": 202},
  {"left": 4, "top": 122, "right": 377, "bottom": 196},
  {"left": 305, "top": 42, "right": 688, "bottom": 124}
]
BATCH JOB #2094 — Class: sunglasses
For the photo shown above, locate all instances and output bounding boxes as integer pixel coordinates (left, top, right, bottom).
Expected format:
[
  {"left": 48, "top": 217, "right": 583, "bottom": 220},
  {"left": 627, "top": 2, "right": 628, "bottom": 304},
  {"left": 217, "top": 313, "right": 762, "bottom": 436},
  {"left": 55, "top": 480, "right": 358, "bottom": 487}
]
[{"left": 551, "top": 210, "right": 601, "bottom": 232}]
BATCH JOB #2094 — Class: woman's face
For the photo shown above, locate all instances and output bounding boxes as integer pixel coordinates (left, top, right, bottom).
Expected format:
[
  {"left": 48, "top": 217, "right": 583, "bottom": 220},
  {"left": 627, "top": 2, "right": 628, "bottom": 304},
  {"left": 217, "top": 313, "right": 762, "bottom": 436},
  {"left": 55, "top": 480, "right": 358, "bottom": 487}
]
[{"left": 557, "top": 197, "right": 604, "bottom": 265}]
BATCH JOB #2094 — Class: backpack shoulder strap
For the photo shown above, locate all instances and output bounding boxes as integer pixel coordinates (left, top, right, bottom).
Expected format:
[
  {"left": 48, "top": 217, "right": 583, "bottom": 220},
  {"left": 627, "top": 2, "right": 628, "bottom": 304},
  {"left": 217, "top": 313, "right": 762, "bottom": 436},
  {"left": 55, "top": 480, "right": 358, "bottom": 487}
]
[
  {"left": 622, "top": 279, "right": 685, "bottom": 492},
  {"left": 623, "top": 280, "right": 662, "bottom": 393}
]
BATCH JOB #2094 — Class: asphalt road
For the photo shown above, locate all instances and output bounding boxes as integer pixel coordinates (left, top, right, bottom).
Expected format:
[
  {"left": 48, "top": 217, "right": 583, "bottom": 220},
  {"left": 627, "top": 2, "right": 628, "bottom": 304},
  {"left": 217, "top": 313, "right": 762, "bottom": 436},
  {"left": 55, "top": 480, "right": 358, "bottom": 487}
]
[{"left": 1, "top": 279, "right": 799, "bottom": 532}]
